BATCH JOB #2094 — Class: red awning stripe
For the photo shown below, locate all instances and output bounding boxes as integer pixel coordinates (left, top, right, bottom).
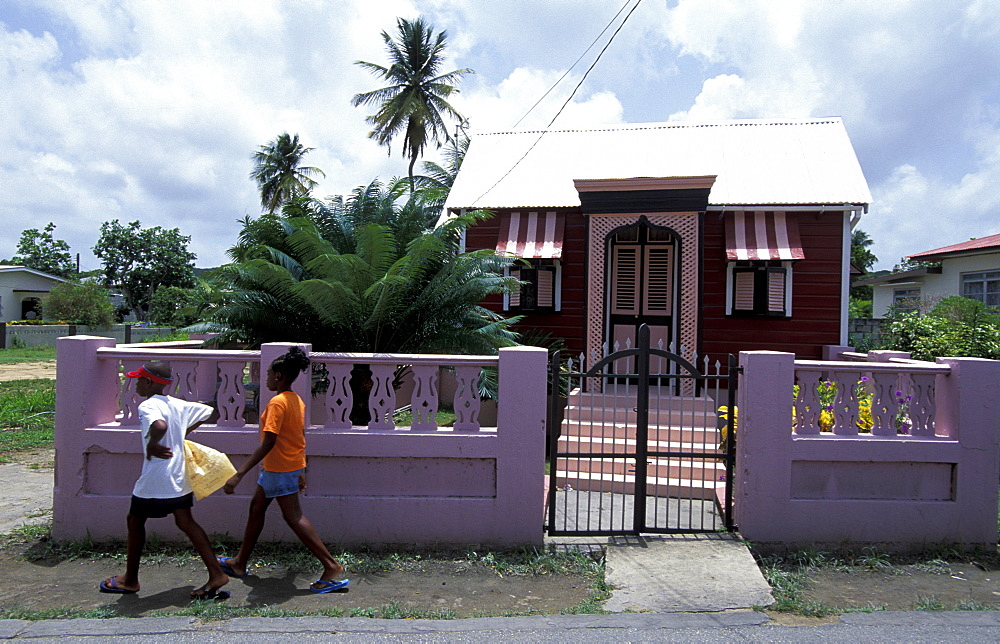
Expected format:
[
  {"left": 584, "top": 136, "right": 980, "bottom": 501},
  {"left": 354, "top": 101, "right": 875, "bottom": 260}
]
[
  {"left": 496, "top": 211, "right": 565, "bottom": 258},
  {"left": 725, "top": 211, "right": 804, "bottom": 261}
]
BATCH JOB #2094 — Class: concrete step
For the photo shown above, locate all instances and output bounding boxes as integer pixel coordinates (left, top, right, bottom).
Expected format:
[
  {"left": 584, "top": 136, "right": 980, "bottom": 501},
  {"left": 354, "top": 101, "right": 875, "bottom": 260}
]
[
  {"left": 556, "top": 455, "right": 726, "bottom": 482},
  {"left": 553, "top": 470, "right": 726, "bottom": 501},
  {"left": 557, "top": 434, "right": 722, "bottom": 456},
  {"left": 565, "top": 392, "right": 721, "bottom": 416},
  {"left": 562, "top": 406, "right": 722, "bottom": 427},
  {"left": 559, "top": 421, "right": 721, "bottom": 445}
]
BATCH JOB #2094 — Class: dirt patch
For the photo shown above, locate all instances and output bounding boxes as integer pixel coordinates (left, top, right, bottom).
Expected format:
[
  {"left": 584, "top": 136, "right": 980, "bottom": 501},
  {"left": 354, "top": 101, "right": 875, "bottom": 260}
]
[
  {"left": 799, "top": 563, "right": 1000, "bottom": 612},
  {"left": 0, "top": 361, "right": 56, "bottom": 382},
  {"left": 0, "top": 546, "right": 597, "bottom": 618}
]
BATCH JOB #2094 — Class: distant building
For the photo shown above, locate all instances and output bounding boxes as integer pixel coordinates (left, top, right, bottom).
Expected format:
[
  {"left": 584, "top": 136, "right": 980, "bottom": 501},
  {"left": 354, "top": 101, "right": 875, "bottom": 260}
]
[
  {"left": 0, "top": 265, "right": 68, "bottom": 323},
  {"left": 855, "top": 233, "right": 1000, "bottom": 318}
]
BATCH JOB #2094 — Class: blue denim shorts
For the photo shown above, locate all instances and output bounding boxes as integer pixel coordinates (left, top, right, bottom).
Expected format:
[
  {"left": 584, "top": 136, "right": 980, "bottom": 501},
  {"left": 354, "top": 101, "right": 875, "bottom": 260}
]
[{"left": 257, "top": 468, "right": 304, "bottom": 498}]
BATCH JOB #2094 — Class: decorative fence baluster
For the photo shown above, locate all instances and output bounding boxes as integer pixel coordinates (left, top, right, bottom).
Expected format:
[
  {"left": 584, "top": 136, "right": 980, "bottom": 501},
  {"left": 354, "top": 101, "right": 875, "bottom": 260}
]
[
  {"left": 322, "top": 362, "right": 353, "bottom": 429},
  {"left": 410, "top": 365, "right": 439, "bottom": 432},
  {"left": 793, "top": 371, "right": 822, "bottom": 434},
  {"left": 832, "top": 371, "right": 861, "bottom": 435},
  {"left": 908, "top": 372, "right": 936, "bottom": 436},
  {"left": 216, "top": 361, "right": 246, "bottom": 427},
  {"left": 453, "top": 366, "right": 481, "bottom": 431},
  {"left": 869, "top": 371, "right": 899, "bottom": 436},
  {"left": 368, "top": 364, "right": 397, "bottom": 430},
  {"left": 170, "top": 360, "right": 199, "bottom": 401}
]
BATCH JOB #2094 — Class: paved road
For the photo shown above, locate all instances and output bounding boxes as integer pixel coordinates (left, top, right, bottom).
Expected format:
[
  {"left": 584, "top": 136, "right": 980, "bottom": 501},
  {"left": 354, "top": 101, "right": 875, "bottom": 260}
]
[{"left": 4, "top": 611, "right": 1000, "bottom": 642}]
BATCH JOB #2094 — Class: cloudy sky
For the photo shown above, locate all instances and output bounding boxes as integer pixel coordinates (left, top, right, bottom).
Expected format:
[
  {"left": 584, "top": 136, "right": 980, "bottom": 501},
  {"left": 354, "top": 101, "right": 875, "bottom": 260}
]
[{"left": 1, "top": 0, "right": 998, "bottom": 271}]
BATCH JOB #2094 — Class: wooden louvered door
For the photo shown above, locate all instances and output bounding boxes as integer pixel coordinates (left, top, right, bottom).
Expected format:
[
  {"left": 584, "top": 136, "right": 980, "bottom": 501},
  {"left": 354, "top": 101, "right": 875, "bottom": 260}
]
[{"left": 608, "top": 235, "right": 674, "bottom": 375}]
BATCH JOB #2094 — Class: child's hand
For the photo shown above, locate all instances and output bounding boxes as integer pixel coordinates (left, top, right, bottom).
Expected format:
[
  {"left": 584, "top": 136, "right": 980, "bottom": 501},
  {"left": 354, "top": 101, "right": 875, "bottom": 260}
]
[
  {"left": 146, "top": 443, "right": 173, "bottom": 460},
  {"left": 298, "top": 472, "right": 307, "bottom": 492},
  {"left": 223, "top": 473, "right": 242, "bottom": 495}
]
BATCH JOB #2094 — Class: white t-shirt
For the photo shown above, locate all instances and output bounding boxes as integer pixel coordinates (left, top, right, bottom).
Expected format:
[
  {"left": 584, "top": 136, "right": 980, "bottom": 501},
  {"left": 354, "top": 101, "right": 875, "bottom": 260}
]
[{"left": 132, "top": 394, "right": 214, "bottom": 499}]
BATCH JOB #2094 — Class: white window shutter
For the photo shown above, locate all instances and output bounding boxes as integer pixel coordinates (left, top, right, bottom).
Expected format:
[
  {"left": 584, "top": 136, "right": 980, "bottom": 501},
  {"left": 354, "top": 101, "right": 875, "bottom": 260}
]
[
  {"left": 509, "top": 268, "right": 521, "bottom": 308},
  {"left": 733, "top": 270, "right": 755, "bottom": 311},
  {"left": 537, "top": 267, "right": 555, "bottom": 308},
  {"left": 767, "top": 268, "right": 786, "bottom": 314}
]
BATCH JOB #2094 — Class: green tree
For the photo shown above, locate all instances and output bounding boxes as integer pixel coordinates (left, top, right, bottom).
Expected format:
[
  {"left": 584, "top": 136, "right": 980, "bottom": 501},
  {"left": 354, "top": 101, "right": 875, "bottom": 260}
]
[
  {"left": 92, "top": 220, "right": 197, "bottom": 321},
  {"left": 148, "top": 285, "right": 198, "bottom": 328},
  {"left": 42, "top": 280, "right": 116, "bottom": 327},
  {"left": 850, "top": 229, "right": 878, "bottom": 274},
  {"left": 207, "top": 189, "right": 519, "bottom": 355},
  {"left": 352, "top": 17, "right": 471, "bottom": 191},
  {"left": 250, "top": 132, "right": 326, "bottom": 214},
  {"left": 11, "top": 222, "right": 75, "bottom": 278},
  {"left": 414, "top": 130, "right": 469, "bottom": 211}
]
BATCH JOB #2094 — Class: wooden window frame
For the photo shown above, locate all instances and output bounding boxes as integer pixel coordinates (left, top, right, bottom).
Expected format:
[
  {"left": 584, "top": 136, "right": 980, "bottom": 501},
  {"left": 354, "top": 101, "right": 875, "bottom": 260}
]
[
  {"left": 726, "top": 260, "right": 792, "bottom": 317},
  {"left": 504, "top": 259, "right": 561, "bottom": 313}
]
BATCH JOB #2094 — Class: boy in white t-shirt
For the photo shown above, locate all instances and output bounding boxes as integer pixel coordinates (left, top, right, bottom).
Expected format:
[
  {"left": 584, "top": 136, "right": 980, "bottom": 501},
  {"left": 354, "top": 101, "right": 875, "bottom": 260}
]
[{"left": 98, "top": 362, "right": 230, "bottom": 600}]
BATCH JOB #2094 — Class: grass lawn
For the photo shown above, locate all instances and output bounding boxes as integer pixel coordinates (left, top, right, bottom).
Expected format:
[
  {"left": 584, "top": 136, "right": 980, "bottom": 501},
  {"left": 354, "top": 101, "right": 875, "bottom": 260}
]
[
  {"left": 0, "top": 346, "right": 56, "bottom": 364},
  {"left": 0, "top": 379, "right": 55, "bottom": 461}
]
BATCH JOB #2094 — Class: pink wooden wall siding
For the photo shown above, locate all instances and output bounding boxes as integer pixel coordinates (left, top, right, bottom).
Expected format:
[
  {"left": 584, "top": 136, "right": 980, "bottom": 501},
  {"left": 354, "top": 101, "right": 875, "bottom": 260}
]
[
  {"left": 54, "top": 337, "right": 547, "bottom": 546},
  {"left": 735, "top": 349, "right": 1000, "bottom": 549}
]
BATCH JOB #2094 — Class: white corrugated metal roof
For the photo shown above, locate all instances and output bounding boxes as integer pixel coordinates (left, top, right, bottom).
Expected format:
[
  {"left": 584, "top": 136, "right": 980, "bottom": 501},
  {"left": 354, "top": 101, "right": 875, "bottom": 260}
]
[{"left": 445, "top": 118, "right": 872, "bottom": 210}]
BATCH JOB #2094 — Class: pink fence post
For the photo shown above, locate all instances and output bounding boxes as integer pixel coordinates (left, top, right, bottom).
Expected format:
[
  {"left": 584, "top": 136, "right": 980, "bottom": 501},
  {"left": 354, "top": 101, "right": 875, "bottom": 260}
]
[
  {"left": 936, "top": 357, "right": 1000, "bottom": 544},
  {"left": 53, "top": 335, "right": 120, "bottom": 539},
  {"left": 734, "top": 350, "right": 795, "bottom": 542},
  {"left": 496, "top": 346, "right": 548, "bottom": 545}
]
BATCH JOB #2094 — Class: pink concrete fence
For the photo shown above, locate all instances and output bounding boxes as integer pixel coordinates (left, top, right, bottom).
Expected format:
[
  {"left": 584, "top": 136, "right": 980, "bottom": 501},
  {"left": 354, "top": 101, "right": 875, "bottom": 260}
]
[
  {"left": 54, "top": 336, "right": 547, "bottom": 546},
  {"left": 735, "top": 349, "right": 1000, "bottom": 550}
]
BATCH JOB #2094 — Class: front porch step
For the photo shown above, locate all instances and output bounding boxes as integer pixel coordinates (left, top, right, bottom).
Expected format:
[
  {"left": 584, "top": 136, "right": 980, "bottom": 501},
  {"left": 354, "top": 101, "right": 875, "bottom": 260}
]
[
  {"left": 559, "top": 420, "right": 721, "bottom": 444},
  {"left": 565, "top": 391, "right": 721, "bottom": 416},
  {"left": 557, "top": 434, "right": 722, "bottom": 456},
  {"left": 563, "top": 406, "right": 722, "bottom": 427},
  {"left": 553, "top": 470, "right": 727, "bottom": 501},
  {"left": 557, "top": 454, "right": 725, "bottom": 482}
]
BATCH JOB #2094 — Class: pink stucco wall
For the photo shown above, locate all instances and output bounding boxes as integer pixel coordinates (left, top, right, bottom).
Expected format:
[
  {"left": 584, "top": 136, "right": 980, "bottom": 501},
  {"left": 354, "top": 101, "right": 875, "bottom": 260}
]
[
  {"left": 735, "top": 349, "right": 1000, "bottom": 550},
  {"left": 54, "top": 337, "right": 547, "bottom": 546}
]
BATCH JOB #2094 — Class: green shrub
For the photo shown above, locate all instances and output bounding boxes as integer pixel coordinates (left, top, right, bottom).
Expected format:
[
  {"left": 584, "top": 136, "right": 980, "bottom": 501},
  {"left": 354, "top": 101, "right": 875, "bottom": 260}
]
[
  {"left": 881, "top": 299, "right": 1000, "bottom": 361},
  {"left": 41, "top": 280, "right": 115, "bottom": 327}
]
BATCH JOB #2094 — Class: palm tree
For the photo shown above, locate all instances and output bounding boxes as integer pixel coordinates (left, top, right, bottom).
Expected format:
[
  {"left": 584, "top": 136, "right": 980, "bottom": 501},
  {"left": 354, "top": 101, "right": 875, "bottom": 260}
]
[
  {"left": 352, "top": 17, "right": 471, "bottom": 191},
  {"left": 413, "top": 130, "right": 469, "bottom": 211},
  {"left": 250, "top": 132, "right": 326, "bottom": 214},
  {"left": 208, "top": 189, "right": 518, "bottom": 354}
]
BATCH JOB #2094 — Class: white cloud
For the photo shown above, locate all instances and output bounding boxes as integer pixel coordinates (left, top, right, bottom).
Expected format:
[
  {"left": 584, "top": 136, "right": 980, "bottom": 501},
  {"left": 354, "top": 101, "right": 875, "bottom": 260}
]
[{"left": 0, "top": 0, "right": 998, "bottom": 276}]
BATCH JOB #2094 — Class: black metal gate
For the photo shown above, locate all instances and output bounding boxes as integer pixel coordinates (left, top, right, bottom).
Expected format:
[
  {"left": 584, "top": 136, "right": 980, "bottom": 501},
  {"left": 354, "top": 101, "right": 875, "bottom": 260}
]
[{"left": 546, "top": 324, "right": 739, "bottom": 536}]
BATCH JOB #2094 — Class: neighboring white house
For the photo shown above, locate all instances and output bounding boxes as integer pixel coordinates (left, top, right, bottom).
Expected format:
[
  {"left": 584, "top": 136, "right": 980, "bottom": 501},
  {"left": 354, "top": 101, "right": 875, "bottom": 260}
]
[
  {"left": 857, "top": 233, "right": 1000, "bottom": 318},
  {"left": 0, "top": 266, "right": 68, "bottom": 323}
]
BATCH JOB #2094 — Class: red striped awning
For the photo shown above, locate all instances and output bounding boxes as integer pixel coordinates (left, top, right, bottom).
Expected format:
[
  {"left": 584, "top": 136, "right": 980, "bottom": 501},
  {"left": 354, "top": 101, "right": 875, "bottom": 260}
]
[
  {"left": 725, "top": 211, "right": 805, "bottom": 261},
  {"left": 496, "top": 211, "right": 565, "bottom": 259}
]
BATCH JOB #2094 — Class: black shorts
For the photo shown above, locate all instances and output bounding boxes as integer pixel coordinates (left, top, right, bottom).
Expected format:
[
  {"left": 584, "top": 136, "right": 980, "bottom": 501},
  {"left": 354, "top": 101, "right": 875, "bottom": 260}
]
[{"left": 129, "top": 493, "right": 194, "bottom": 519}]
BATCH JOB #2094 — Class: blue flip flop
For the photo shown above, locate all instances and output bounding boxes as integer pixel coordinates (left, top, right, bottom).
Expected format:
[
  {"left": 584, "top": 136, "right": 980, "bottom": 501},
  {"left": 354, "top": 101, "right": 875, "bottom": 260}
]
[
  {"left": 310, "top": 578, "right": 350, "bottom": 593},
  {"left": 99, "top": 577, "right": 137, "bottom": 594},
  {"left": 218, "top": 557, "right": 249, "bottom": 578}
]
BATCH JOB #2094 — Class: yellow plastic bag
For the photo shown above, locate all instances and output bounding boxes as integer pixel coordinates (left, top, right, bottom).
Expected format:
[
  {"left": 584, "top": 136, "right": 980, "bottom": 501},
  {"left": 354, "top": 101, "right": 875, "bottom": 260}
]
[{"left": 184, "top": 440, "right": 237, "bottom": 501}]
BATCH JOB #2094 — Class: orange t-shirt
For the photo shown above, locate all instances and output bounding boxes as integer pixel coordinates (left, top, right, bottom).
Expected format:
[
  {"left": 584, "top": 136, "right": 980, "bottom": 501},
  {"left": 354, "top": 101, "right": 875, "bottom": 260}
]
[{"left": 260, "top": 391, "right": 307, "bottom": 473}]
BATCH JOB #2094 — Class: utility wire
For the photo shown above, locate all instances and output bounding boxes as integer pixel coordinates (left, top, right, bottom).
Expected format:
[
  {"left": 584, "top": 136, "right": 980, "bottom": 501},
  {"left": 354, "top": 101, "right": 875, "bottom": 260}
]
[
  {"left": 512, "top": 0, "right": 634, "bottom": 129},
  {"left": 472, "top": 0, "right": 645, "bottom": 206}
]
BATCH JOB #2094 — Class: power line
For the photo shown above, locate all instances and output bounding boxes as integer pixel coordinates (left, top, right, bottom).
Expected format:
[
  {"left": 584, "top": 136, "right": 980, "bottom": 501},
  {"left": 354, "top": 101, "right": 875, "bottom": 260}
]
[
  {"left": 472, "top": 0, "right": 645, "bottom": 206},
  {"left": 511, "top": 0, "right": 635, "bottom": 130}
]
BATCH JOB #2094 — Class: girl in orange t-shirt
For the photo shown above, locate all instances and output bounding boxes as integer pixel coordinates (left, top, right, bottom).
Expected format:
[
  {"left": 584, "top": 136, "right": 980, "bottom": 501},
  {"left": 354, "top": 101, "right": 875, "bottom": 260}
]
[{"left": 221, "top": 347, "right": 349, "bottom": 593}]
